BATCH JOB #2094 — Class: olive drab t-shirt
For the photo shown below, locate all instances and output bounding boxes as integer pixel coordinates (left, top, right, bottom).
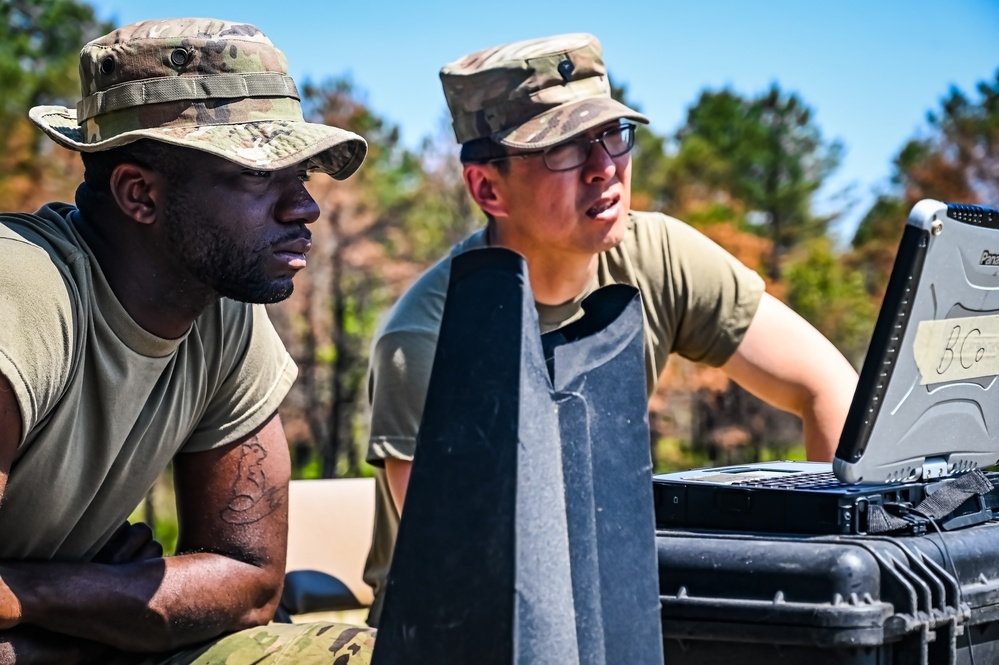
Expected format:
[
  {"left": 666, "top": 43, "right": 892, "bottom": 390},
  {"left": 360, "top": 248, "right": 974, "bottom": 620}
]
[
  {"left": 0, "top": 204, "right": 297, "bottom": 561},
  {"left": 362, "top": 210, "right": 766, "bottom": 623}
]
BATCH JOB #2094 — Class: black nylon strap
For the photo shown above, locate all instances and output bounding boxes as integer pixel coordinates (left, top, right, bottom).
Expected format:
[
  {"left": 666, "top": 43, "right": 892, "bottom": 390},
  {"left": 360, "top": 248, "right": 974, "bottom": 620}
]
[
  {"left": 917, "top": 469, "right": 994, "bottom": 519},
  {"left": 867, "top": 504, "right": 912, "bottom": 534},
  {"left": 867, "top": 469, "right": 994, "bottom": 534}
]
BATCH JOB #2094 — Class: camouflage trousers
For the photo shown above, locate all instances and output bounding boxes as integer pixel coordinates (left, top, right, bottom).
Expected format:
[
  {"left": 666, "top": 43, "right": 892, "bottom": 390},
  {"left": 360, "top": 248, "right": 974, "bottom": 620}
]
[{"left": 137, "top": 622, "right": 376, "bottom": 665}]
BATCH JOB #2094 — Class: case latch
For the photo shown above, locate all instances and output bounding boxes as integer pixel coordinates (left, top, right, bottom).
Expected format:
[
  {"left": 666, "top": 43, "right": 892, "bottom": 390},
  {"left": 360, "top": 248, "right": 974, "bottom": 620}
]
[{"left": 920, "top": 457, "right": 949, "bottom": 480}]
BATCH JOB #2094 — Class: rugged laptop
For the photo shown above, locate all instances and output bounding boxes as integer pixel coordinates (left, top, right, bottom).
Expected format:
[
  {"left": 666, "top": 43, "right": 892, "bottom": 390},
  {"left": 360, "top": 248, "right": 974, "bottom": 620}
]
[{"left": 653, "top": 199, "right": 999, "bottom": 535}]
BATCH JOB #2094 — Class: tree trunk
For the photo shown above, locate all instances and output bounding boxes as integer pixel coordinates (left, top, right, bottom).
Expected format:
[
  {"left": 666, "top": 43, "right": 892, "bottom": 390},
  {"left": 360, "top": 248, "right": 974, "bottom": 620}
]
[
  {"left": 766, "top": 124, "right": 783, "bottom": 281},
  {"left": 324, "top": 209, "right": 345, "bottom": 478}
]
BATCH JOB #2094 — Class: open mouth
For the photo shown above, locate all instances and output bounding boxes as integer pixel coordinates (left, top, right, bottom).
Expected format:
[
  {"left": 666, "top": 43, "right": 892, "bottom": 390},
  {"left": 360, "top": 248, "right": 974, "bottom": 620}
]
[{"left": 586, "top": 194, "right": 620, "bottom": 219}]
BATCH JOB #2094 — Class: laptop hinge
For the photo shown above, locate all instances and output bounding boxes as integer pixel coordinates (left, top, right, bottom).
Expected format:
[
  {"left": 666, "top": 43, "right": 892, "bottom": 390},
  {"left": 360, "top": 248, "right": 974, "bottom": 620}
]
[{"left": 921, "top": 457, "right": 949, "bottom": 480}]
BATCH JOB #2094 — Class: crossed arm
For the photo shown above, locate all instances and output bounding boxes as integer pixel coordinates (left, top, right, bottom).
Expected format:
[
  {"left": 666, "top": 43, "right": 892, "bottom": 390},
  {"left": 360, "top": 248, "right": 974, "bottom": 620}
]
[{"left": 0, "top": 372, "right": 291, "bottom": 663}]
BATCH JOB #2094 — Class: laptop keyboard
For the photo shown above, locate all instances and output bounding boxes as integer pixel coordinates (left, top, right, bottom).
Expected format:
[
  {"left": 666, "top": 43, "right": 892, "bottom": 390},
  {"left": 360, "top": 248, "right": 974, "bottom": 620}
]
[{"left": 732, "top": 471, "right": 848, "bottom": 489}]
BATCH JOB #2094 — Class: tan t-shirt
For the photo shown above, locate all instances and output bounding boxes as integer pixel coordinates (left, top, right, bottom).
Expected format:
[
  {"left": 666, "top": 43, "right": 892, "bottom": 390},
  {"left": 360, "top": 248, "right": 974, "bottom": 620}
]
[
  {"left": 0, "top": 204, "right": 297, "bottom": 561},
  {"left": 362, "top": 210, "right": 765, "bottom": 623}
]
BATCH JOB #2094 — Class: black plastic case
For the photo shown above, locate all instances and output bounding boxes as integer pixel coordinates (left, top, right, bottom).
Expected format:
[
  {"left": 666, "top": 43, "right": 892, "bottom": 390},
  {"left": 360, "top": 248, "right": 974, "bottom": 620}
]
[{"left": 658, "top": 521, "right": 999, "bottom": 664}]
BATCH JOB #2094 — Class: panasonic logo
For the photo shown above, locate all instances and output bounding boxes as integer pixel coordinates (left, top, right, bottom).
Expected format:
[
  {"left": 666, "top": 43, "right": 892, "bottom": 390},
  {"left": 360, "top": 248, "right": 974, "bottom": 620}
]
[{"left": 981, "top": 250, "right": 999, "bottom": 266}]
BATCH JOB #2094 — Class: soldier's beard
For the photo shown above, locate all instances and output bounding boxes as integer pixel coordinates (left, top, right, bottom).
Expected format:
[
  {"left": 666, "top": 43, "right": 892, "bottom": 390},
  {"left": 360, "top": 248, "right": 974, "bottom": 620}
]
[{"left": 161, "top": 194, "right": 296, "bottom": 305}]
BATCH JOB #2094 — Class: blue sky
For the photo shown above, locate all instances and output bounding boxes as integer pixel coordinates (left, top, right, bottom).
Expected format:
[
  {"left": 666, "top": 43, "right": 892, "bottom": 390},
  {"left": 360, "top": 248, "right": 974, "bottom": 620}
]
[{"left": 88, "top": 0, "right": 999, "bottom": 240}]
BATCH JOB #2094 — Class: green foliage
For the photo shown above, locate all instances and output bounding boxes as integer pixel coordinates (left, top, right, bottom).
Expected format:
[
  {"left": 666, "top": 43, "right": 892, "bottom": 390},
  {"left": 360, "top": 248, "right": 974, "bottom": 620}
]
[
  {"left": 0, "top": 0, "right": 110, "bottom": 136},
  {"left": 783, "top": 237, "right": 876, "bottom": 366},
  {"left": 653, "top": 437, "right": 715, "bottom": 473},
  {"left": 128, "top": 469, "right": 179, "bottom": 556},
  {"left": 895, "top": 69, "right": 999, "bottom": 205},
  {"left": 850, "top": 196, "right": 908, "bottom": 294},
  {"left": 853, "top": 69, "right": 999, "bottom": 302},
  {"left": 291, "top": 450, "right": 324, "bottom": 480},
  {"left": 652, "top": 436, "right": 807, "bottom": 474},
  {"left": 610, "top": 79, "right": 674, "bottom": 213},
  {"left": 852, "top": 196, "right": 908, "bottom": 249},
  {"left": 303, "top": 77, "right": 476, "bottom": 263},
  {"left": 0, "top": 0, "right": 111, "bottom": 210},
  {"left": 672, "top": 85, "right": 843, "bottom": 276}
]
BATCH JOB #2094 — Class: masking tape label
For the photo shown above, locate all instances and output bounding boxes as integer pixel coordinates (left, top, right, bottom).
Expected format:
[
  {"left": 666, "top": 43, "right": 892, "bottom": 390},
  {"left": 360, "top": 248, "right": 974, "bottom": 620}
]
[{"left": 914, "top": 315, "right": 999, "bottom": 384}]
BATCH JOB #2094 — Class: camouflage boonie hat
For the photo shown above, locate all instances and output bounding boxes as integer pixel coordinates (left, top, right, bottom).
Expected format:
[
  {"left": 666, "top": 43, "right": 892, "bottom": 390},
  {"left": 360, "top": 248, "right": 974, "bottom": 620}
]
[
  {"left": 440, "top": 33, "right": 648, "bottom": 150},
  {"left": 28, "top": 18, "right": 366, "bottom": 180}
]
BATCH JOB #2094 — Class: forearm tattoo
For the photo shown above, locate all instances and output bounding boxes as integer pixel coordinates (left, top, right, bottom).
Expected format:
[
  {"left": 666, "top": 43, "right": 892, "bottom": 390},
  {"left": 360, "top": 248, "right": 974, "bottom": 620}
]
[{"left": 221, "top": 438, "right": 285, "bottom": 524}]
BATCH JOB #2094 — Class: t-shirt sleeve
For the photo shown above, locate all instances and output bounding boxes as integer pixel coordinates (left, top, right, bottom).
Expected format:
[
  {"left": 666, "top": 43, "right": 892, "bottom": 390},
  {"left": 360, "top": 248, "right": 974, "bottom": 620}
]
[
  {"left": 663, "top": 218, "right": 766, "bottom": 366},
  {"left": 0, "top": 233, "right": 74, "bottom": 444},
  {"left": 366, "top": 328, "right": 438, "bottom": 465},
  {"left": 181, "top": 304, "right": 297, "bottom": 453},
  {"left": 619, "top": 214, "right": 765, "bottom": 370}
]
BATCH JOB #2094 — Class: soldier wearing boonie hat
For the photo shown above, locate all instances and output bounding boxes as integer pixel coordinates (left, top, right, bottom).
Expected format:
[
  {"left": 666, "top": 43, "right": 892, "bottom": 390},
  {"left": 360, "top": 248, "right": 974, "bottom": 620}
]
[
  {"left": 362, "top": 32, "right": 859, "bottom": 626},
  {"left": 0, "top": 18, "right": 375, "bottom": 664}
]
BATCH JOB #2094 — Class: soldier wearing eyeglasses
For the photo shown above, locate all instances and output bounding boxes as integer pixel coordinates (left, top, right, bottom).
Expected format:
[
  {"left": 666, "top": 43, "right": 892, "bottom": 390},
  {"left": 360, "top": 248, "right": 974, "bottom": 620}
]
[{"left": 362, "top": 33, "right": 858, "bottom": 625}]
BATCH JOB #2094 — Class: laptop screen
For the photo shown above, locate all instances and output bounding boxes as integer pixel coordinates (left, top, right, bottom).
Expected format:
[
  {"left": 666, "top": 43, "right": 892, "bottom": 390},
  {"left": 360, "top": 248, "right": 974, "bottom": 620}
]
[{"left": 834, "top": 200, "right": 999, "bottom": 484}]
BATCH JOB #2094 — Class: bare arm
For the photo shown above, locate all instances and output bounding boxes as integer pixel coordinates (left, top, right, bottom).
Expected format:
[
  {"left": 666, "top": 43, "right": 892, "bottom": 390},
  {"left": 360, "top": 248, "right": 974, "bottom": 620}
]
[
  {"left": 0, "top": 412, "right": 291, "bottom": 653},
  {"left": 384, "top": 458, "right": 412, "bottom": 515},
  {"left": 720, "top": 292, "right": 858, "bottom": 461}
]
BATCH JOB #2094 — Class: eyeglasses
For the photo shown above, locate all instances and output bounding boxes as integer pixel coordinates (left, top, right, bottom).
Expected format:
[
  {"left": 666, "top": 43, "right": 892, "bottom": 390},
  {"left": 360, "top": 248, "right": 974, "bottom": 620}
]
[{"left": 486, "top": 123, "right": 637, "bottom": 172}]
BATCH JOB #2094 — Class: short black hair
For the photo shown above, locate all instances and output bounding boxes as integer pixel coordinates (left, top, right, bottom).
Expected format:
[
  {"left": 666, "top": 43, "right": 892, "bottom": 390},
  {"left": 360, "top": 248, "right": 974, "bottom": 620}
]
[
  {"left": 76, "top": 140, "right": 195, "bottom": 216},
  {"left": 459, "top": 137, "right": 510, "bottom": 175}
]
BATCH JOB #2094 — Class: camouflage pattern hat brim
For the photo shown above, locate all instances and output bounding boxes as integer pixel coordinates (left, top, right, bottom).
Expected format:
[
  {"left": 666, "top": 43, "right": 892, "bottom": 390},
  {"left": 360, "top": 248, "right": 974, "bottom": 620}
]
[
  {"left": 496, "top": 96, "right": 647, "bottom": 150},
  {"left": 28, "top": 18, "right": 366, "bottom": 180},
  {"left": 440, "top": 33, "right": 648, "bottom": 149},
  {"left": 30, "top": 105, "right": 366, "bottom": 179}
]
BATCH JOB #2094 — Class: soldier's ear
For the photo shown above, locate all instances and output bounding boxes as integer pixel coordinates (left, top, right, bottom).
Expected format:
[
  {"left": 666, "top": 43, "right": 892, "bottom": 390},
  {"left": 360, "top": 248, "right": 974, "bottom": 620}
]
[
  {"left": 109, "top": 163, "right": 160, "bottom": 225},
  {"left": 463, "top": 163, "right": 508, "bottom": 219}
]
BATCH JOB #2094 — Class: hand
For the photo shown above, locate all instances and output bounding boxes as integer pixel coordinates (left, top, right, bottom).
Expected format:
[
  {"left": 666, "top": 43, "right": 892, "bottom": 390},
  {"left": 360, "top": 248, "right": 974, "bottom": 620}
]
[
  {"left": 92, "top": 522, "right": 163, "bottom": 565},
  {"left": 0, "top": 578, "right": 20, "bottom": 631}
]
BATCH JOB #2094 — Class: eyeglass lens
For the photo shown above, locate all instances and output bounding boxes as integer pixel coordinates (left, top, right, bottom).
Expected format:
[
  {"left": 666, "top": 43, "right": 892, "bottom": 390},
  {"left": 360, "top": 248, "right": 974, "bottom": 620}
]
[{"left": 543, "top": 124, "right": 635, "bottom": 171}]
